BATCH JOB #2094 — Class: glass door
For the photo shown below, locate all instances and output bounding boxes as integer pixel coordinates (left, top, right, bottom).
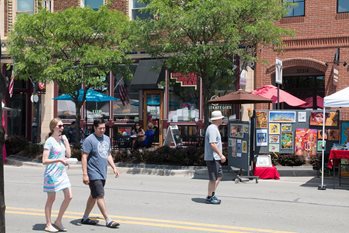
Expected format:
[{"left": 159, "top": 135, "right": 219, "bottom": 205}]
[{"left": 143, "top": 90, "right": 163, "bottom": 144}]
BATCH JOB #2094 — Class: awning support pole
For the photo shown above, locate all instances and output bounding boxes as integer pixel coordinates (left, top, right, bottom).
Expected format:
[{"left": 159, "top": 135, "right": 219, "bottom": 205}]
[{"left": 318, "top": 107, "right": 327, "bottom": 190}]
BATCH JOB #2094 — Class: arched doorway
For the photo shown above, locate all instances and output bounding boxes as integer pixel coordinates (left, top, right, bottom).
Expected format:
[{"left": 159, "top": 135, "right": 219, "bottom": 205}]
[{"left": 268, "top": 58, "right": 327, "bottom": 109}]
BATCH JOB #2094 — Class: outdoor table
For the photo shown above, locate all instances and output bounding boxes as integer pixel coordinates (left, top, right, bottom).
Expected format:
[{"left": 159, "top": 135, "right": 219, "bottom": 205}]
[
  {"left": 327, "top": 149, "right": 349, "bottom": 187},
  {"left": 254, "top": 166, "right": 280, "bottom": 179},
  {"left": 115, "top": 135, "right": 132, "bottom": 149}
]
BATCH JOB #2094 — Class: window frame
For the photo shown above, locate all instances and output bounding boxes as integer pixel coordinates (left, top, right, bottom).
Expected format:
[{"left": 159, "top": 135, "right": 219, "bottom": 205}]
[
  {"left": 337, "top": 0, "right": 349, "bottom": 13},
  {"left": 82, "top": 0, "right": 105, "bottom": 10},
  {"left": 130, "top": 0, "right": 151, "bottom": 20},
  {"left": 16, "top": 0, "right": 35, "bottom": 14},
  {"left": 42, "top": 0, "right": 53, "bottom": 12},
  {"left": 283, "top": 0, "right": 305, "bottom": 18}
]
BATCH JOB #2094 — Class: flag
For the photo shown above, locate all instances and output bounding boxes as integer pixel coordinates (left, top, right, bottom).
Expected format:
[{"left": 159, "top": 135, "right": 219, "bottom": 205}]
[
  {"left": 118, "top": 78, "right": 129, "bottom": 105},
  {"left": 8, "top": 70, "right": 14, "bottom": 98}
]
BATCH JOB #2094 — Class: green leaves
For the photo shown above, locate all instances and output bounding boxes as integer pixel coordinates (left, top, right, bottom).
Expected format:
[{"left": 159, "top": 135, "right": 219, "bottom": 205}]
[
  {"left": 8, "top": 7, "right": 133, "bottom": 88},
  {"left": 134, "top": 0, "right": 292, "bottom": 124}
]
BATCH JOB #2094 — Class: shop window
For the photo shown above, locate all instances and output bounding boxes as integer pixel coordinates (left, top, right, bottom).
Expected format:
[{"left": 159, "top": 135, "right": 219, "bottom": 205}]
[
  {"left": 284, "top": 0, "right": 305, "bottom": 17},
  {"left": 17, "top": 0, "right": 35, "bottom": 14},
  {"left": 338, "top": 0, "right": 349, "bottom": 13},
  {"left": 113, "top": 74, "right": 139, "bottom": 123},
  {"left": 86, "top": 76, "right": 110, "bottom": 122},
  {"left": 83, "top": 0, "right": 104, "bottom": 10},
  {"left": 131, "top": 0, "right": 152, "bottom": 20},
  {"left": 57, "top": 100, "right": 75, "bottom": 120},
  {"left": 168, "top": 79, "right": 199, "bottom": 123}
]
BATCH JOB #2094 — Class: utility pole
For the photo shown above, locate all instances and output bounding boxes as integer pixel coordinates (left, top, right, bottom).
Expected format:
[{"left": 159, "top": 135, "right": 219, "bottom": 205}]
[{"left": 0, "top": 33, "right": 7, "bottom": 233}]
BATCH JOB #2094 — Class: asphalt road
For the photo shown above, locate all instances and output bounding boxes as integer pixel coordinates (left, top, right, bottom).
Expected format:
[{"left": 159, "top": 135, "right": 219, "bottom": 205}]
[{"left": 4, "top": 165, "right": 349, "bottom": 233}]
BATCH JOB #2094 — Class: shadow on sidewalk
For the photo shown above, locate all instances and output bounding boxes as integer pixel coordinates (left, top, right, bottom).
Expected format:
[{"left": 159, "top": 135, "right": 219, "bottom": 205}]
[{"left": 300, "top": 176, "right": 349, "bottom": 190}]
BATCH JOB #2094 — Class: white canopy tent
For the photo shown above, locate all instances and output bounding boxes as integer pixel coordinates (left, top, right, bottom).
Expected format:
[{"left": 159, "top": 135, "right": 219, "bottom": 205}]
[{"left": 320, "top": 86, "right": 349, "bottom": 189}]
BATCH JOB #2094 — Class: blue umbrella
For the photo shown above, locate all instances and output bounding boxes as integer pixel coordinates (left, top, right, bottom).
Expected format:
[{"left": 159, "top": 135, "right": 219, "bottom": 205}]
[{"left": 53, "top": 88, "right": 119, "bottom": 102}]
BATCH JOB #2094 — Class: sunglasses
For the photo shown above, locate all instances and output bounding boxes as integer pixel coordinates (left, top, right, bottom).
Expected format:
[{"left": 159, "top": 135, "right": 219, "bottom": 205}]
[{"left": 57, "top": 124, "right": 64, "bottom": 128}]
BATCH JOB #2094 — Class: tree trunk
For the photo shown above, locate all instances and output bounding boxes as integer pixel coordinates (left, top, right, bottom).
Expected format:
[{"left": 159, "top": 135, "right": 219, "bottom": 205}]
[
  {"left": 202, "top": 79, "right": 212, "bottom": 129},
  {"left": 74, "top": 101, "right": 83, "bottom": 147}
]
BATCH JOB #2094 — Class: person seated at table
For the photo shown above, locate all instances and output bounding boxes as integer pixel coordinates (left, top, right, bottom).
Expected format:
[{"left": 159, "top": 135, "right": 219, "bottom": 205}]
[
  {"left": 131, "top": 123, "right": 145, "bottom": 148},
  {"left": 140, "top": 123, "right": 155, "bottom": 148}
]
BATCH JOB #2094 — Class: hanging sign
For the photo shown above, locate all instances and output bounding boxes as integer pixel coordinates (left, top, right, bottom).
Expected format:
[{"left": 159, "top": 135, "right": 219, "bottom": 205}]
[
  {"left": 333, "top": 67, "right": 339, "bottom": 85},
  {"left": 170, "top": 72, "right": 198, "bottom": 89},
  {"left": 275, "top": 58, "right": 283, "bottom": 84}
]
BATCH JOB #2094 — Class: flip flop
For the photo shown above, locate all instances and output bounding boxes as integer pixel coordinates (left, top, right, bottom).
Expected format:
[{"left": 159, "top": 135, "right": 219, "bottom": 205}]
[
  {"left": 44, "top": 225, "right": 58, "bottom": 233},
  {"left": 81, "top": 218, "right": 99, "bottom": 225},
  {"left": 106, "top": 220, "right": 120, "bottom": 228},
  {"left": 53, "top": 223, "right": 67, "bottom": 232}
]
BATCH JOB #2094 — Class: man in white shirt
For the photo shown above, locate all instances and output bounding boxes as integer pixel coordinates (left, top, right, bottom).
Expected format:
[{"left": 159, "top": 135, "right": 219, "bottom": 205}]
[{"left": 204, "top": 111, "right": 226, "bottom": 204}]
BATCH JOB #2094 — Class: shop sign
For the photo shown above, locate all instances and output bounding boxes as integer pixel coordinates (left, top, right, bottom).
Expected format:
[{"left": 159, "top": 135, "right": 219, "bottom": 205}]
[
  {"left": 209, "top": 104, "right": 232, "bottom": 111},
  {"left": 170, "top": 72, "right": 197, "bottom": 89},
  {"left": 333, "top": 67, "right": 339, "bottom": 85}
]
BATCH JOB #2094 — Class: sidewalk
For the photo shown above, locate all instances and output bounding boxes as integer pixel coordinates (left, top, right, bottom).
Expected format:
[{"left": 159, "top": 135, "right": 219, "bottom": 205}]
[{"left": 6, "top": 155, "right": 318, "bottom": 178}]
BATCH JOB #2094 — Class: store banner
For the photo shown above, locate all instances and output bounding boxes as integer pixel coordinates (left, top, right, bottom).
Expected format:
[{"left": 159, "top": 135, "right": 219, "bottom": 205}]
[{"left": 170, "top": 72, "right": 197, "bottom": 89}]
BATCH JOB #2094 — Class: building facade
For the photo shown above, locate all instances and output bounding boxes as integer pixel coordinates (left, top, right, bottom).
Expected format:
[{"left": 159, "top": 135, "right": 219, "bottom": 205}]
[
  {"left": 256, "top": 0, "right": 349, "bottom": 120},
  {"left": 1, "top": 0, "right": 237, "bottom": 145}
]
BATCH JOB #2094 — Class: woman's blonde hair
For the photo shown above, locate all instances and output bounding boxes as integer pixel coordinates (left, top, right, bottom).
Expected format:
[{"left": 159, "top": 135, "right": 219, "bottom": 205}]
[{"left": 48, "top": 118, "right": 62, "bottom": 137}]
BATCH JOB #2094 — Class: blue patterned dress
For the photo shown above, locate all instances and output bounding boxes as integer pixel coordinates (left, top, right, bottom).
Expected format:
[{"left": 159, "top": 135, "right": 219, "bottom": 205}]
[{"left": 43, "top": 137, "right": 71, "bottom": 192}]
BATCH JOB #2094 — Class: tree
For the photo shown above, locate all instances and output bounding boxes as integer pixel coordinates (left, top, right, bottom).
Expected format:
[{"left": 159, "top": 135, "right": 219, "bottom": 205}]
[
  {"left": 137, "top": 0, "right": 292, "bottom": 124},
  {"left": 8, "top": 7, "right": 135, "bottom": 143}
]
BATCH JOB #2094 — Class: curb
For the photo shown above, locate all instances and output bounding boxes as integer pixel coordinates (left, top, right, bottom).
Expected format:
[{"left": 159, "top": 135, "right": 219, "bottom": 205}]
[{"left": 6, "top": 157, "right": 317, "bottom": 178}]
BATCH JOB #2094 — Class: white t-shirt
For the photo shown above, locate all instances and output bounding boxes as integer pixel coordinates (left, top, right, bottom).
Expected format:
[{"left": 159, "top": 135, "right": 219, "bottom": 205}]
[{"left": 204, "top": 124, "right": 222, "bottom": 161}]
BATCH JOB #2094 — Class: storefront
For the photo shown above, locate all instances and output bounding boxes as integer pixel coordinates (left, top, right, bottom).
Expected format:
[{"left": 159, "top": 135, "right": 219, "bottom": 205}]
[
  {"left": 1, "top": 63, "right": 34, "bottom": 141},
  {"left": 56, "top": 58, "right": 235, "bottom": 146}
]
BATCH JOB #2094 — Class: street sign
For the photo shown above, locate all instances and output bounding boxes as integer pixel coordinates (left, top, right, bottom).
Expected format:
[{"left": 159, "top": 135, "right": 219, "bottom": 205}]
[{"left": 275, "top": 58, "right": 283, "bottom": 84}]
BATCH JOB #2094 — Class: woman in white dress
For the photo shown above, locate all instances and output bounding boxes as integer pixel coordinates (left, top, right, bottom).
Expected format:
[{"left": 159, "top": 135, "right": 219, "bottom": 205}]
[{"left": 42, "top": 118, "right": 72, "bottom": 232}]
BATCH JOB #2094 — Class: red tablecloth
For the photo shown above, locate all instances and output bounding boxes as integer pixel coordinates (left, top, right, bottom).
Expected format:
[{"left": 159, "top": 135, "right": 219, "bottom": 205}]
[
  {"left": 254, "top": 166, "right": 280, "bottom": 179},
  {"left": 327, "top": 150, "right": 349, "bottom": 169}
]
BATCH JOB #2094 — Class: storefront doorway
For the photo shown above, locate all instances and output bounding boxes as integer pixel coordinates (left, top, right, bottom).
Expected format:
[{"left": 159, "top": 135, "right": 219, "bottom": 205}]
[
  {"left": 143, "top": 90, "right": 163, "bottom": 144},
  {"left": 279, "top": 66, "right": 325, "bottom": 109}
]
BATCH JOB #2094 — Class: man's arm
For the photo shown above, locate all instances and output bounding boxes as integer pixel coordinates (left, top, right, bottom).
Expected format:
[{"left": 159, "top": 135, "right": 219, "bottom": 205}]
[
  {"left": 210, "top": 143, "right": 226, "bottom": 163},
  {"left": 108, "top": 154, "right": 119, "bottom": 177},
  {"left": 81, "top": 152, "right": 89, "bottom": 184}
]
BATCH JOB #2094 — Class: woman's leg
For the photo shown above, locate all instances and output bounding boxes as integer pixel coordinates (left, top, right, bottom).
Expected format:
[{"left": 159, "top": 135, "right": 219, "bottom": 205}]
[
  {"left": 45, "top": 192, "right": 56, "bottom": 227},
  {"left": 55, "top": 187, "right": 72, "bottom": 227}
]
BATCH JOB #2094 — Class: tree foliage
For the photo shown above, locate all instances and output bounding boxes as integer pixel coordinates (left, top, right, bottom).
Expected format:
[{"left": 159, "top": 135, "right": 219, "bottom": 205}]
[
  {"left": 136, "top": 0, "right": 292, "bottom": 123},
  {"left": 8, "top": 7, "right": 135, "bottom": 142}
]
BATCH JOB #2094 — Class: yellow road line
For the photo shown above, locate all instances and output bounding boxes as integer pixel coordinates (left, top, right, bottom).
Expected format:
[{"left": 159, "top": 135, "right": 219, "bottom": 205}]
[{"left": 7, "top": 207, "right": 296, "bottom": 233}]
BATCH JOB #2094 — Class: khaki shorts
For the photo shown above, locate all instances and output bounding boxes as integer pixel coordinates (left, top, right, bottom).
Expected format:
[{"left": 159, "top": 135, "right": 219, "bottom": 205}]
[{"left": 206, "top": 160, "right": 223, "bottom": 181}]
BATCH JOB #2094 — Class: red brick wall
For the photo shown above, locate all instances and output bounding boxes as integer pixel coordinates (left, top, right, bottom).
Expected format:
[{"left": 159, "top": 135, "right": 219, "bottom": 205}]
[
  {"left": 54, "top": 0, "right": 79, "bottom": 11},
  {"left": 256, "top": 0, "right": 349, "bottom": 119},
  {"left": 54, "top": 0, "right": 129, "bottom": 14},
  {"left": 109, "top": 0, "right": 128, "bottom": 13}
]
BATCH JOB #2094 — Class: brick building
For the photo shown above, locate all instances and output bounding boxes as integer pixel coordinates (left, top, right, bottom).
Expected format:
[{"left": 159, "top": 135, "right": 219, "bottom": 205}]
[
  {"left": 3, "top": 1, "right": 348, "bottom": 146},
  {"left": 256, "top": 0, "right": 349, "bottom": 120},
  {"left": 0, "top": 0, "right": 209, "bottom": 145}
]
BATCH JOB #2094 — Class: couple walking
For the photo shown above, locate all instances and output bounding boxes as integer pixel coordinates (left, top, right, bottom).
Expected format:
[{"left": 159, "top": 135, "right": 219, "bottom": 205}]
[
  {"left": 42, "top": 110, "right": 226, "bottom": 232},
  {"left": 42, "top": 118, "right": 119, "bottom": 232}
]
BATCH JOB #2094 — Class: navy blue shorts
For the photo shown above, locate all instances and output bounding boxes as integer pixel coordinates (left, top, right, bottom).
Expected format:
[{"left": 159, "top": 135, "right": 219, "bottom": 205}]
[{"left": 89, "top": 179, "right": 106, "bottom": 198}]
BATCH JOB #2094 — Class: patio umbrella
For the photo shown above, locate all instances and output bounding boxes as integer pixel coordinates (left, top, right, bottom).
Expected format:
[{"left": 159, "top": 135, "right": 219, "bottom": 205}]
[
  {"left": 53, "top": 88, "right": 119, "bottom": 102},
  {"left": 252, "top": 85, "right": 306, "bottom": 107},
  {"left": 208, "top": 89, "right": 272, "bottom": 104},
  {"left": 299, "top": 96, "right": 324, "bottom": 109},
  {"left": 54, "top": 89, "right": 119, "bottom": 130}
]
